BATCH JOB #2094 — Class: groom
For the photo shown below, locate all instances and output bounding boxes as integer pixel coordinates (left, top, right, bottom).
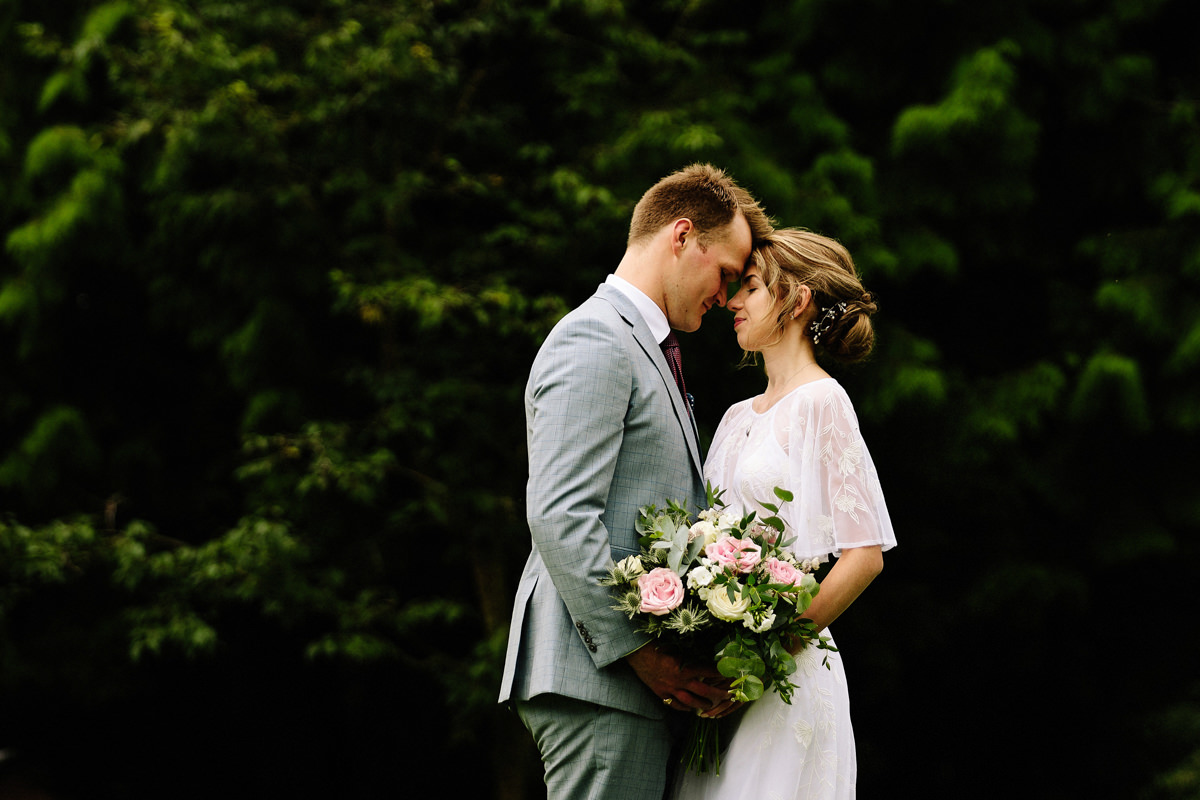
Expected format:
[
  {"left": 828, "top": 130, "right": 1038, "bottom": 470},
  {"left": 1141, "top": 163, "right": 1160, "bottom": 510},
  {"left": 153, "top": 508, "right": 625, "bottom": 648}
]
[{"left": 499, "top": 164, "right": 773, "bottom": 798}]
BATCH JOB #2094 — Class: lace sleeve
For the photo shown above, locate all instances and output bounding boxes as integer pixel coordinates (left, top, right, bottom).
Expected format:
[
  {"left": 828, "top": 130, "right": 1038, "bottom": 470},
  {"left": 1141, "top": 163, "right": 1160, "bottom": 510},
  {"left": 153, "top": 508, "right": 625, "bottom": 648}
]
[{"left": 777, "top": 382, "right": 897, "bottom": 559}]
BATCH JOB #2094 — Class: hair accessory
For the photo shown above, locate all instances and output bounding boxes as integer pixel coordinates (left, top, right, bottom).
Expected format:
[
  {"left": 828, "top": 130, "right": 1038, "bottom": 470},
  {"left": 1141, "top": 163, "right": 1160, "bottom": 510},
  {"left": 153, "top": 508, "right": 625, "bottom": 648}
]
[{"left": 809, "top": 302, "right": 847, "bottom": 345}]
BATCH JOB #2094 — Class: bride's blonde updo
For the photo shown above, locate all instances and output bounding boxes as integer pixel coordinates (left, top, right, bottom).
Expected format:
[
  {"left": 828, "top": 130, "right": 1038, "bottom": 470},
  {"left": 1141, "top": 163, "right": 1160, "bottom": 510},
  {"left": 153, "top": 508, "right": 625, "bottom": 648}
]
[{"left": 751, "top": 228, "right": 878, "bottom": 363}]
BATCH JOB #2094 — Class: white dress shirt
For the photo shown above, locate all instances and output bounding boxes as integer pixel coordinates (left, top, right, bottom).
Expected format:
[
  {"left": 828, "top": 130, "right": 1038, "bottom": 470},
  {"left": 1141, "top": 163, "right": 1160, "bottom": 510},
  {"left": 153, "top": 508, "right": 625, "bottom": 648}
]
[{"left": 605, "top": 273, "right": 670, "bottom": 345}]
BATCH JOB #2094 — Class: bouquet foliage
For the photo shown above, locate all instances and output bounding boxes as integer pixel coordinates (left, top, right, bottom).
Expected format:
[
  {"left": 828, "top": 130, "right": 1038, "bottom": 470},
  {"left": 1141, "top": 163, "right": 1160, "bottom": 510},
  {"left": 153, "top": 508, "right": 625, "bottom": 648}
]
[{"left": 602, "top": 483, "right": 834, "bottom": 774}]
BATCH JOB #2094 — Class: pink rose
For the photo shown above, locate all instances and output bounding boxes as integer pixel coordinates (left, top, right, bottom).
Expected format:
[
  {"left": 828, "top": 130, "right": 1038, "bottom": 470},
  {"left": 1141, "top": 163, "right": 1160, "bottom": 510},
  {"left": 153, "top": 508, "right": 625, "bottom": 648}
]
[
  {"left": 704, "top": 537, "right": 762, "bottom": 573},
  {"left": 763, "top": 557, "right": 804, "bottom": 588},
  {"left": 637, "top": 568, "right": 685, "bottom": 616}
]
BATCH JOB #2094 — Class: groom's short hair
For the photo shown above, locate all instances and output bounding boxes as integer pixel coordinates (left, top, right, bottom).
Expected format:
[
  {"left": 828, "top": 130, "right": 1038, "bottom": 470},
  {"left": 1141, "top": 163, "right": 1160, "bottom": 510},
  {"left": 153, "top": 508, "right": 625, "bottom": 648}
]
[{"left": 627, "top": 163, "right": 773, "bottom": 248}]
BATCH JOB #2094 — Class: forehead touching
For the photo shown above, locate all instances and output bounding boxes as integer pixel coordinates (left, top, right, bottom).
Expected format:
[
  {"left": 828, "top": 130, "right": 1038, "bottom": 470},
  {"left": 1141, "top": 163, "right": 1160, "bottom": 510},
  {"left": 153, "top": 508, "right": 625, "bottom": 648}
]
[
  {"left": 713, "top": 214, "right": 753, "bottom": 279},
  {"left": 729, "top": 263, "right": 765, "bottom": 295},
  {"left": 719, "top": 261, "right": 743, "bottom": 283}
]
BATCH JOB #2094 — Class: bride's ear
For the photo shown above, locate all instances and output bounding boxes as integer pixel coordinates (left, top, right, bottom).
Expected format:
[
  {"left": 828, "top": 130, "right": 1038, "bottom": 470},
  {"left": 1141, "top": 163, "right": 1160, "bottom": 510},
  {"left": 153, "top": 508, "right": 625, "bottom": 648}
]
[{"left": 791, "top": 285, "right": 813, "bottom": 319}]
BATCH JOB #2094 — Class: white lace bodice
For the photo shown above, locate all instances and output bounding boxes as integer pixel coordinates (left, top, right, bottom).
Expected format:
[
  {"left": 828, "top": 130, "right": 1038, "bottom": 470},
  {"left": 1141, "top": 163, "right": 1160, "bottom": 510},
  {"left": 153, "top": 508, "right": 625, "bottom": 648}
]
[
  {"left": 674, "top": 379, "right": 893, "bottom": 800},
  {"left": 704, "top": 379, "right": 896, "bottom": 563}
]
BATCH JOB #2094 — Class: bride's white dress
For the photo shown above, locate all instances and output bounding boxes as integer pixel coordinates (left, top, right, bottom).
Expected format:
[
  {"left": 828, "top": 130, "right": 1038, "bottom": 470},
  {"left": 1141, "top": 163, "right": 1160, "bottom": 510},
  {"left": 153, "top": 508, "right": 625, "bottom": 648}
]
[{"left": 673, "top": 378, "right": 897, "bottom": 800}]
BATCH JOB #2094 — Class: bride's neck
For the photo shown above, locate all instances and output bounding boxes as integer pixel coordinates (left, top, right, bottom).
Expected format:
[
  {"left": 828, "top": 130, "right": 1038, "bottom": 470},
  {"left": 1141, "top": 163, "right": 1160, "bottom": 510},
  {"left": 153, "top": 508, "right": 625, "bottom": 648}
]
[{"left": 760, "top": 338, "right": 821, "bottom": 399}]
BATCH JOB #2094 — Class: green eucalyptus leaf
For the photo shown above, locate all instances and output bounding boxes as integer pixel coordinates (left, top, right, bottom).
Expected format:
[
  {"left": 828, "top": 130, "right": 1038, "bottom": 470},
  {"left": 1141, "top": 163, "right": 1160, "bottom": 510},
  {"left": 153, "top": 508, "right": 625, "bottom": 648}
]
[
  {"left": 738, "top": 675, "right": 765, "bottom": 701},
  {"left": 717, "top": 656, "right": 757, "bottom": 678}
]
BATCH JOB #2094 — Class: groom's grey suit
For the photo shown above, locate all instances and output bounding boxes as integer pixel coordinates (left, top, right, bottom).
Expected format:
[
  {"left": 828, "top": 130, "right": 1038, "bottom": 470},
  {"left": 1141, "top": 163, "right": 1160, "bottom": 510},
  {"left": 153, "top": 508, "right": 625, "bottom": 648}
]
[{"left": 500, "top": 282, "right": 706, "bottom": 794}]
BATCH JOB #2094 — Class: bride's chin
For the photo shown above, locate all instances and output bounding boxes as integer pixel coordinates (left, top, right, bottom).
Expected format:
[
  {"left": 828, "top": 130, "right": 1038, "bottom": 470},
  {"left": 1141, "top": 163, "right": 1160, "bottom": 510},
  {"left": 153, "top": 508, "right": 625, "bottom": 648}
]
[{"left": 736, "top": 333, "right": 758, "bottom": 350}]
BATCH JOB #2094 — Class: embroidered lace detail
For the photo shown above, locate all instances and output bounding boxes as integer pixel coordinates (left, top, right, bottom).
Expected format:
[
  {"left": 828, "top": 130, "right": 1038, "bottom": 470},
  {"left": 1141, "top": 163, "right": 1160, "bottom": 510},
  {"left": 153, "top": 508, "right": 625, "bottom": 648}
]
[
  {"left": 668, "top": 379, "right": 893, "bottom": 800},
  {"left": 702, "top": 379, "right": 895, "bottom": 562}
]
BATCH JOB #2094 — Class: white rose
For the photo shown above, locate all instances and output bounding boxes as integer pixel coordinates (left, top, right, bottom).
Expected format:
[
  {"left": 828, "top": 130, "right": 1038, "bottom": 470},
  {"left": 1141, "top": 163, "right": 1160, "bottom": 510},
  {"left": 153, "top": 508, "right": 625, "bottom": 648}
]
[
  {"left": 688, "top": 520, "right": 720, "bottom": 547},
  {"left": 706, "top": 584, "right": 752, "bottom": 621}
]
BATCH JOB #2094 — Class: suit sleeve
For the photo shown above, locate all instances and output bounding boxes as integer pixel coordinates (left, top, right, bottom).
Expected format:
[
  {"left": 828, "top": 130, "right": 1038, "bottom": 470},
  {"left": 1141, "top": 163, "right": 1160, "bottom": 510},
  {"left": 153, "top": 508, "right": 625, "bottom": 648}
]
[{"left": 525, "top": 313, "right": 647, "bottom": 668}]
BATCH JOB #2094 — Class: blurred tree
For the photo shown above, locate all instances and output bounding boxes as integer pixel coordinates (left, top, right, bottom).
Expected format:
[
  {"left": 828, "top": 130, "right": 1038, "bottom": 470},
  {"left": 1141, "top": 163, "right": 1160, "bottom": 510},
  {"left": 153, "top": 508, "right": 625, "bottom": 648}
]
[{"left": 0, "top": 0, "right": 1197, "bottom": 798}]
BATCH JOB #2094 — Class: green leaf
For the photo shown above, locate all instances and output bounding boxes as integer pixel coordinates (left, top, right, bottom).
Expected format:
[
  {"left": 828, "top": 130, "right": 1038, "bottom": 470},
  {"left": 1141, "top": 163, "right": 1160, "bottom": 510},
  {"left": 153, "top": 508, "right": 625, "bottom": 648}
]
[
  {"left": 734, "top": 674, "right": 764, "bottom": 701},
  {"left": 717, "top": 657, "right": 757, "bottom": 678},
  {"left": 761, "top": 516, "right": 785, "bottom": 532}
]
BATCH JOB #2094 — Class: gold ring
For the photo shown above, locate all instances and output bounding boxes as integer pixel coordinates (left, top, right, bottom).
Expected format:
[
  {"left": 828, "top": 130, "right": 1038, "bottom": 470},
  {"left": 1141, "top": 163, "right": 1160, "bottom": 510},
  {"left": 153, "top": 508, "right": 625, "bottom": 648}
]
[{"left": 662, "top": 697, "right": 673, "bottom": 706}]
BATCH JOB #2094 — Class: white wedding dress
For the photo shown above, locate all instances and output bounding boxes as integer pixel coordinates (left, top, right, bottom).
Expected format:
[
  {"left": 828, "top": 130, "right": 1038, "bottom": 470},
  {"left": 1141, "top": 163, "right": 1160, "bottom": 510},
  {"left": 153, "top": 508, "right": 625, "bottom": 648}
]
[{"left": 672, "top": 379, "right": 897, "bottom": 800}]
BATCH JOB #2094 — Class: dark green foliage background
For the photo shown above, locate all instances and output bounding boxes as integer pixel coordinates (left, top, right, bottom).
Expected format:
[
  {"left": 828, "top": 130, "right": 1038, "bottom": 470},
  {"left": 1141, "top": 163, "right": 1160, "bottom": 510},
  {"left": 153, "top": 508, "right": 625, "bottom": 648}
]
[{"left": 1, "top": 0, "right": 1198, "bottom": 797}]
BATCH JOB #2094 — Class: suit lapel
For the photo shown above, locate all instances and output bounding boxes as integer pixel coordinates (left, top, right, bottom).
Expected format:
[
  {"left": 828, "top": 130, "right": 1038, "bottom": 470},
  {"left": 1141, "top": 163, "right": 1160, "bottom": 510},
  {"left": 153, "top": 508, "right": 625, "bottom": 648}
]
[{"left": 597, "top": 285, "right": 705, "bottom": 480}]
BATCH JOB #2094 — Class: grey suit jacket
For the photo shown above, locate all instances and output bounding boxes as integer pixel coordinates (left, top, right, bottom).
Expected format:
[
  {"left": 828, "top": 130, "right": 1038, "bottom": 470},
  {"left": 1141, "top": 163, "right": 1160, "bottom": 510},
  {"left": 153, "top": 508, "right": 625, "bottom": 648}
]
[{"left": 499, "top": 283, "right": 705, "bottom": 719}]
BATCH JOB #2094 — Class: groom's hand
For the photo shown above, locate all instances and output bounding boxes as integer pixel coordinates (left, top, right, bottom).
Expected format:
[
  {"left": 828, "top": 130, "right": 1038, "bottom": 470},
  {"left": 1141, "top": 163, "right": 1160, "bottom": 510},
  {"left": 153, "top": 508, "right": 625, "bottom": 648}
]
[{"left": 625, "top": 643, "right": 741, "bottom": 718}]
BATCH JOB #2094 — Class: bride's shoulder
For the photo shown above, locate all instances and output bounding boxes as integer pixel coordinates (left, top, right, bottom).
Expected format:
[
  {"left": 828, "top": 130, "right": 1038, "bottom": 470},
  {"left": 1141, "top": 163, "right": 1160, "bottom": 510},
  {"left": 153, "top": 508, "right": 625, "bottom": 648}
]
[
  {"left": 780, "top": 378, "right": 857, "bottom": 418},
  {"left": 717, "top": 396, "right": 756, "bottom": 421},
  {"left": 806, "top": 377, "right": 850, "bottom": 403},
  {"left": 784, "top": 377, "right": 844, "bottom": 404}
]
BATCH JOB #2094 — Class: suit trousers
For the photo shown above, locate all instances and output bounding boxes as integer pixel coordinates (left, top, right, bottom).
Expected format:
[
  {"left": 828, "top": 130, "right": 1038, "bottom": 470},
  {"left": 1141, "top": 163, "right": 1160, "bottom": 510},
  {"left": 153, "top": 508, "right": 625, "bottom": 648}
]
[{"left": 516, "top": 694, "right": 672, "bottom": 800}]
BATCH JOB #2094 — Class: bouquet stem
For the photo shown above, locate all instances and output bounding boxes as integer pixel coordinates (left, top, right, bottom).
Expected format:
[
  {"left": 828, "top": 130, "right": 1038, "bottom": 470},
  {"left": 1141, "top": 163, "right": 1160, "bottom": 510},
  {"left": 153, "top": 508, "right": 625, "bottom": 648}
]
[{"left": 681, "top": 716, "right": 722, "bottom": 775}]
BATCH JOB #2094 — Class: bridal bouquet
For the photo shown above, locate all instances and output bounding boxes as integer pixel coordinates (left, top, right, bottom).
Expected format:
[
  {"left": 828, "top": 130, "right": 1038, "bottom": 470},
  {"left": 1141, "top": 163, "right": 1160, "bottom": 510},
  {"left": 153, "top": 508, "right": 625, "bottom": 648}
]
[{"left": 601, "top": 483, "right": 834, "bottom": 774}]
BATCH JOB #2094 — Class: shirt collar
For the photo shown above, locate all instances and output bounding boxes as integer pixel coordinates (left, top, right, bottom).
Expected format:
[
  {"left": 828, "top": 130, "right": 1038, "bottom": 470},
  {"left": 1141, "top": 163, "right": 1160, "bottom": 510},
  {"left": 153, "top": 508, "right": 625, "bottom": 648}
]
[{"left": 605, "top": 273, "right": 670, "bottom": 344}]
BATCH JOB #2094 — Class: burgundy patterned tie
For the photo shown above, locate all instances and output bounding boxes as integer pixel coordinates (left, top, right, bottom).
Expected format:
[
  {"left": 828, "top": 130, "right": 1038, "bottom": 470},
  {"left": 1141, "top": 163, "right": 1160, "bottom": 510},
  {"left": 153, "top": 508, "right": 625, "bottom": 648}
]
[{"left": 660, "top": 332, "right": 689, "bottom": 407}]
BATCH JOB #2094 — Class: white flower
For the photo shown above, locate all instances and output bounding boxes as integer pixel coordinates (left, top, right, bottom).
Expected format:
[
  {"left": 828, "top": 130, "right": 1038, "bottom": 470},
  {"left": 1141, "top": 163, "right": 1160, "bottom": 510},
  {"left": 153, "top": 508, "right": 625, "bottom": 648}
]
[
  {"left": 616, "top": 555, "right": 645, "bottom": 578},
  {"left": 717, "top": 511, "right": 740, "bottom": 531},
  {"left": 687, "top": 565, "right": 714, "bottom": 589},
  {"left": 706, "top": 584, "right": 751, "bottom": 621},
  {"left": 688, "top": 520, "right": 720, "bottom": 547},
  {"left": 699, "top": 508, "right": 739, "bottom": 539},
  {"left": 743, "top": 608, "right": 776, "bottom": 633}
]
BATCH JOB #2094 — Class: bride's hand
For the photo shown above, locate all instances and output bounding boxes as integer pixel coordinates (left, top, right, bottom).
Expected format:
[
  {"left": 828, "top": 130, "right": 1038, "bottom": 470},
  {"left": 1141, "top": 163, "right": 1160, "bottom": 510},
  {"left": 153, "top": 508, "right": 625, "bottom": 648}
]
[{"left": 697, "top": 688, "right": 742, "bottom": 719}]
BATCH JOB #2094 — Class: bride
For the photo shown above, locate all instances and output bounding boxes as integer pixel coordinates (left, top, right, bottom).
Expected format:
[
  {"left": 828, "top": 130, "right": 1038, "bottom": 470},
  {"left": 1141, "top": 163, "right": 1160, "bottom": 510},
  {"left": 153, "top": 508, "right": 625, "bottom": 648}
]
[{"left": 672, "top": 228, "right": 897, "bottom": 800}]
